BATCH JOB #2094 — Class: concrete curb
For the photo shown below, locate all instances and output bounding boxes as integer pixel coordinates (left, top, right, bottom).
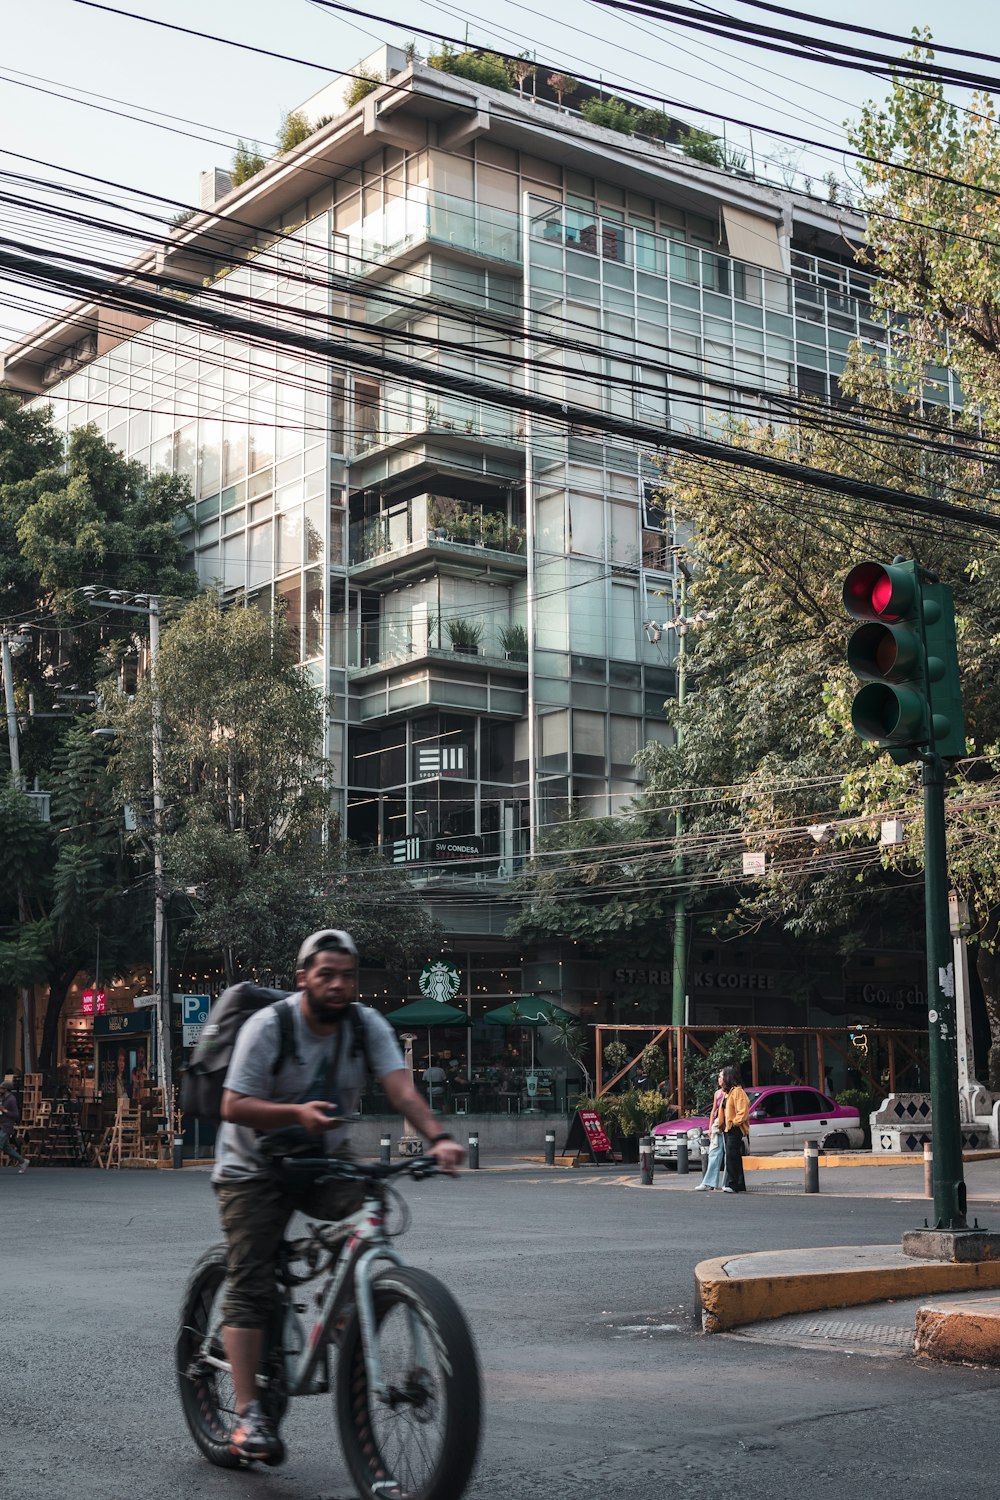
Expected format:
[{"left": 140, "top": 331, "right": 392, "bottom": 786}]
[
  {"left": 744, "top": 1149, "right": 1000, "bottom": 1171},
  {"left": 915, "top": 1296, "right": 1000, "bottom": 1365},
  {"left": 696, "top": 1245, "right": 1000, "bottom": 1333}
]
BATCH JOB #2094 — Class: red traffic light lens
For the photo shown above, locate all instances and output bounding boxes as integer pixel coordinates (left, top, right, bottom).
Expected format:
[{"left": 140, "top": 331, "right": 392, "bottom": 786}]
[{"left": 843, "top": 561, "right": 915, "bottom": 622}]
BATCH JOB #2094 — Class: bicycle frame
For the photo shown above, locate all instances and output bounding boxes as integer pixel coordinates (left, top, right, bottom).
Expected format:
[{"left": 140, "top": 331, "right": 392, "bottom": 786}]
[{"left": 200, "top": 1184, "right": 429, "bottom": 1407}]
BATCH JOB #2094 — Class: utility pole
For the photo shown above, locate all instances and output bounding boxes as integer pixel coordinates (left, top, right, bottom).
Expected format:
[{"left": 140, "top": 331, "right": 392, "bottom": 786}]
[
  {"left": 2, "top": 627, "right": 37, "bottom": 1073},
  {"left": 645, "top": 557, "right": 712, "bottom": 1029},
  {"left": 83, "top": 590, "right": 171, "bottom": 1113},
  {"left": 671, "top": 565, "right": 689, "bottom": 1030}
]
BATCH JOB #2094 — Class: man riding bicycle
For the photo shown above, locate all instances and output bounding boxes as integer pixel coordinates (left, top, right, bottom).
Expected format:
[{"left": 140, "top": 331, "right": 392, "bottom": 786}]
[{"left": 213, "top": 928, "right": 465, "bottom": 1465}]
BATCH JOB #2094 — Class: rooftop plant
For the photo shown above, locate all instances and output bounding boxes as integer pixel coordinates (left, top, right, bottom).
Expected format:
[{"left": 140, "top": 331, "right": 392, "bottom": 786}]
[
  {"left": 579, "top": 97, "right": 639, "bottom": 135},
  {"left": 428, "top": 46, "right": 511, "bottom": 91},
  {"left": 345, "top": 69, "right": 384, "bottom": 107},
  {"left": 231, "top": 140, "right": 267, "bottom": 187}
]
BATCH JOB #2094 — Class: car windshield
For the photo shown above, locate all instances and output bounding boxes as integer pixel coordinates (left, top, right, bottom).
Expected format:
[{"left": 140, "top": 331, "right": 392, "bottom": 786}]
[{"left": 746, "top": 1089, "right": 763, "bottom": 1101}]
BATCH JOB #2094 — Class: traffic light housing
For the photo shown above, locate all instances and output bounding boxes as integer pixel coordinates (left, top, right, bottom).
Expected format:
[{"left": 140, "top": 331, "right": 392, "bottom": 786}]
[{"left": 843, "top": 559, "right": 966, "bottom": 760}]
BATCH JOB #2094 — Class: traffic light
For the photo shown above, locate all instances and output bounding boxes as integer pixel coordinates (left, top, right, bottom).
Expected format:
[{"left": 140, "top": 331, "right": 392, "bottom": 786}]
[{"left": 842, "top": 558, "right": 966, "bottom": 760}]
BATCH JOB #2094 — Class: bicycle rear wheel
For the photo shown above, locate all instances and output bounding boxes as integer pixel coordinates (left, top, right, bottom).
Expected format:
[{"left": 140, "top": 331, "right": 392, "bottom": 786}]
[{"left": 335, "top": 1265, "right": 482, "bottom": 1500}]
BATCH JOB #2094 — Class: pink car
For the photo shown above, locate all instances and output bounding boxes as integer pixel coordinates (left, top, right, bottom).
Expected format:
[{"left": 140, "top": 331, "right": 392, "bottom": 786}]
[{"left": 651, "top": 1085, "right": 864, "bottom": 1166}]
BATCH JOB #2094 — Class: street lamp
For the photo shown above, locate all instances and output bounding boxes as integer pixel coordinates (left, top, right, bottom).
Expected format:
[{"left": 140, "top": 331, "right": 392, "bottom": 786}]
[{"left": 82, "top": 590, "right": 172, "bottom": 1114}]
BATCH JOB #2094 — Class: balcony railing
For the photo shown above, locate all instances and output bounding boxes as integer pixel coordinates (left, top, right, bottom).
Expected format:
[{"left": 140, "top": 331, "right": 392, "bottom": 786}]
[
  {"left": 347, "top": 190, "right": 521, "bottom": 274},
  {"left": 349, "top": 497, "right": 526, "bottom": 567}
]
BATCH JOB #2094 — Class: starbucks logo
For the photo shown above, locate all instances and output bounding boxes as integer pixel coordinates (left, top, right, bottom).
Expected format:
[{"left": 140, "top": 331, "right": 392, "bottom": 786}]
[{"left": 419, "top": 960, "right": 461, "bottom": 1004}]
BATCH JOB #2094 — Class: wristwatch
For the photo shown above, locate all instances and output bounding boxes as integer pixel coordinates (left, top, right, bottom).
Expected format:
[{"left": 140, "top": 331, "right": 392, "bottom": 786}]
[{"left": 429, "top": 1132, "right": 454, "bottom": 1145}]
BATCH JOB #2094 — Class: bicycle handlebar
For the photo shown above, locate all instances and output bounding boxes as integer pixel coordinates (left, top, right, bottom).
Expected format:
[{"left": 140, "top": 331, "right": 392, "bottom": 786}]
[{"left": 275, "top": 1154, "right": 443, "bottom": 1184}]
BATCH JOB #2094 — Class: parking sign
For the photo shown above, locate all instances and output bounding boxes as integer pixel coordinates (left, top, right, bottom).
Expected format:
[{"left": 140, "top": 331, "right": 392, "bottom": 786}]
[{"left": 180, "top": 994, "right": 211, "bottom": 1048}]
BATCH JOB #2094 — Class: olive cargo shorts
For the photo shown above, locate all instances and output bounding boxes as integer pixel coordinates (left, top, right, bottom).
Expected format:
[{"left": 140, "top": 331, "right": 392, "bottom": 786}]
[{"left": 214, "top": 1160, "right": 364, "bottom": 1328}]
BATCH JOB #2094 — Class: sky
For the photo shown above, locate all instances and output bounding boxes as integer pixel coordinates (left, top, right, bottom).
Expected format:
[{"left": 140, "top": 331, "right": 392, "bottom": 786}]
[{"left": 2, "top": 0, "right": 997, "bottom": 343}]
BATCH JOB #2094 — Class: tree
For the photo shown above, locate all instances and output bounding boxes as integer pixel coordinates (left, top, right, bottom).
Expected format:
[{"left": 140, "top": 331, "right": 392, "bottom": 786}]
[
  {"left": 102, "top": 596, "right": 437, "bottom": 983},
  {"left": 0, "top": 419, "right": 195, "bottom": 784},
  {"left": 344, "top": 71, "right": 383, "bottom": 107},
  {"left": 579, "top": 98, "right": 639, "bottom": 136},
  {"left": 427, "top": 48, "right": 511, "bottom": 92},
  {"left": 276, "top": 111, "right": 312, "bottom": 154},
  {"left": 507, "top": 57, "right": 536, "bottom": 98},
  {"left": 507, "top": 809, "right": 680, "bottom": 966},
  {"left": 0, "top": 728, "right": 145, "bottom": 1072},
  {"left": 850, "top": 40, "right": 1000, "bottom": 427},
  {"left": 638, "top": 348, "right": 1000, "bottom": 1074},
  {"left": 231, "top": 140, "right": 267, "bottom": 187},
  {"left": 547, "top": 74, "right": 579, "bottom": 111}
]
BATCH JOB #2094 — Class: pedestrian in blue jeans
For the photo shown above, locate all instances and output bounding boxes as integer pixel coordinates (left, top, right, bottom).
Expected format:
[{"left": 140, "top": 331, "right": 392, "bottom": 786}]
[{"left": 695, "top": 1071, "right": 726, "bottom": 1191}]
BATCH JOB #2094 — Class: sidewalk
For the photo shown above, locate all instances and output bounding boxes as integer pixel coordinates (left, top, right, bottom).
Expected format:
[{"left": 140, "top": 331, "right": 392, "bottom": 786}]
[{"left": 692, "top": 1155, "right": 1000, "bottom": 1365}]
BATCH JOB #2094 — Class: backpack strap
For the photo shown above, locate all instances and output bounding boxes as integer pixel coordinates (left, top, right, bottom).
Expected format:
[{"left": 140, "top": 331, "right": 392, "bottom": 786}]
[
  {"left": 349, "top": 1003, "right": 373, "bottom": 1078},
  {"left": 273, "top": 997, "right": 303, "bottom": 1074}
]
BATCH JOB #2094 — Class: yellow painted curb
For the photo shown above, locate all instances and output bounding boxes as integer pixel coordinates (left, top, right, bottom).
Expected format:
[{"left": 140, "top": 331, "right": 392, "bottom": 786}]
[
  {"left": 915, "top": 1297, "right": 1000, "bottom": 1365},
  {"left": 743, "top": 1149, "right": 1000, "bottom": 1171},
  {"left": 696, "top": 1247, "right": 1000, "bottom": 1333}
]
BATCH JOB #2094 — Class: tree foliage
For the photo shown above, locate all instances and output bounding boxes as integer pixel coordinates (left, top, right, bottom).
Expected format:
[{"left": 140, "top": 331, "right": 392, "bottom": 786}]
[
  {"left": 427, "top": 48, "right": 511, "bottom": 91},
  {"left": 102, "top": 595, "right": 437, "bottom": 982},
  {"left": 231, "top": 140, "right": 267, "bottom": 186}
]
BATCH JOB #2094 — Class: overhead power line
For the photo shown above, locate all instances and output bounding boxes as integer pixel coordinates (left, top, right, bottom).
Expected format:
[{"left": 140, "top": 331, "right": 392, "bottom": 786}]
[{"left": 4, "top": 235, "right": 1000, "bottom": 541}]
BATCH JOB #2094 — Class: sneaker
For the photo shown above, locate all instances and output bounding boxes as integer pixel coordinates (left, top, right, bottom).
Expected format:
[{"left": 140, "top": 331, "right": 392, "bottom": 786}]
[
  {"left": 722, "top": 1186, "right": 735, "bottom": 1193},
  {"left": 228, "top": 1402, "right": 285, "bottom": 1466},
  {"left": 17, "top": 1162, "right": 28, "bottom": 1174},
  {"left": 694, "top": 1183, "right": 709, "bottom": 1192}
]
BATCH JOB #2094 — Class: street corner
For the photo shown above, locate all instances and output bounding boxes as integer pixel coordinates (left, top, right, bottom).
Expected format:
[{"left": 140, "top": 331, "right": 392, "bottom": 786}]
[
  {"left": 915, "top": 1295, "right": 1000, "bottom": 1366},
  {"left": 695, "top": 1244, "right": 1000, "bottom": 1334}
]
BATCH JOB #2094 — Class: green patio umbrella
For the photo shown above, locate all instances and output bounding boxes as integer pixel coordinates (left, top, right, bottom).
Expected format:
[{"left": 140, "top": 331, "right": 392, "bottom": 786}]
[
  {"left": 482, "top": 998, "right": 576, "bottom": 1108},
  {"left": 385, "top": 999, "right": 471, "bottom": 1110}
]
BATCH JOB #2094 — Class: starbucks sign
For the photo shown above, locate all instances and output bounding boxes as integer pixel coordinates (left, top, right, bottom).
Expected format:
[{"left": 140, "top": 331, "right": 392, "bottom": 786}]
[{"left": 419, "top": 959, "right": 462, "bottom": 1004}]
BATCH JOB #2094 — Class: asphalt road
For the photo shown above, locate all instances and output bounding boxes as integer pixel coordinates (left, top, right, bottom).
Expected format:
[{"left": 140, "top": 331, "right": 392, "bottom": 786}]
[{"left": 4, "top": 1163, "right": 1000, "bottom": 1500}]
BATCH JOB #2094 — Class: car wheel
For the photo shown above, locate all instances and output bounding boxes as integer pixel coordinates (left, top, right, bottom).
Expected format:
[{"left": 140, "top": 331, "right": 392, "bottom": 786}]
[{"left": 822, "top": 1132, "right": 849, "bottom": 1151}]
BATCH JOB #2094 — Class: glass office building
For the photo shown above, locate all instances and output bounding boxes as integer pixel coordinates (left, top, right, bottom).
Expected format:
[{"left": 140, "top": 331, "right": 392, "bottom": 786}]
[{"left": 5, "top": 50, "right": 925, "bottom": 1026}]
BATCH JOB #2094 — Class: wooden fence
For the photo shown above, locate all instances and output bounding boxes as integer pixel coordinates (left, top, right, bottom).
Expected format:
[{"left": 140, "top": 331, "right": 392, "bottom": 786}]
[{"left": 594, "top": 1024, "right": 928, "bottom": 1117}]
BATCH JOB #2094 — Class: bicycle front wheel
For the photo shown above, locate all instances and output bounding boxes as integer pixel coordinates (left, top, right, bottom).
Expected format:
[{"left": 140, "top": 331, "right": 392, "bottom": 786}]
[{"left": 335, "top": 1265, "right": 482, "bottom": 1500}]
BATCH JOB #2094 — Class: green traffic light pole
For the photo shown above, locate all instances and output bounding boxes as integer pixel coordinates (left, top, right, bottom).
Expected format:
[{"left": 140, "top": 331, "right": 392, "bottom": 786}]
[
  {"left": 921, "top": 765, "right": 968, "bottom": 1232},
  {"left": 844, "top": 557, "right": 969, "bottom": 1236}
]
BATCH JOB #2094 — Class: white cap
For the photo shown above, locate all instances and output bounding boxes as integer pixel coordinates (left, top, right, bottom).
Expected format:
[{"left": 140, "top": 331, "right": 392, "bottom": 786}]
[{"left": 296, "top": 928, "right": 358, "bottom": 969}]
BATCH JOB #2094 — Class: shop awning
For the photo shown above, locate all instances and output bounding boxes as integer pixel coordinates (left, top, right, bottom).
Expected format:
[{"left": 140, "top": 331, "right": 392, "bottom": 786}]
[
  {"left": 482, "top": 999, "right": 576, "bottom": 1027},
  {"left": 385, "top": 1000, "right": 470, "bottom": 1028},
  {"left": 721, "top": 205, "right": 784, "bottom": 273}
]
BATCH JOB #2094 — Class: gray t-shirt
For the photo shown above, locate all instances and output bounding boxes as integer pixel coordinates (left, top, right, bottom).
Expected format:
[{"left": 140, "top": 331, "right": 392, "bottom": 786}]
[{"left": 212, "top": 996, "right": 404, "bottom": 1182}]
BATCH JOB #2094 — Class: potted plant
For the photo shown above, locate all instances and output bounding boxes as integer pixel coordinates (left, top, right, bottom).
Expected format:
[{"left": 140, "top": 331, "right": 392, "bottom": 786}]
[
  {"left": 425, "top": 611, "right": 441, "bottom": 650},
  {"left": 464, "top": 417, "right": 475, "bottom": 434},
  {"left": 499, "top": 623, "right": 528, "bottom": 661},
  {"left": 447, "top": 618, "right": 483, "bottom": 655}
]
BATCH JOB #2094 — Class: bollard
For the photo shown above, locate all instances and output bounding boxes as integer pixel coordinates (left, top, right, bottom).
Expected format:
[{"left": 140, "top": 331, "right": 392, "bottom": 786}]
[
  {"left": 380, "top": 1132, "right": 392, "bottom": 1165},
  {"left": 173, "top": 1134, "right": 184, "bottom": 1170},
  {"left": 639, "top": 1135, "right": 654, "bottom": 1185},
  {"left": 676, "top": 1139, "right": 689, "bottom": 1175},
  {"left": 924, "top": 1141, "right": 933, "bottom": 1199},
  {"left": 544, "top": 1129, "right": 556, "bottom": 1167},
  {"left": 804, "top": 1139, "right": 820, "bottom": 1193},
  {"left": 468, "top": 1131, "right": 480, "bottom": 1170}
]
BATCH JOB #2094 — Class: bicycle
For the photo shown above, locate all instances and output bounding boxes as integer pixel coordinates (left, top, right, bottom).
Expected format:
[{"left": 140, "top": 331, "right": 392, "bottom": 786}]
[{"left": 176, "top": 1155, "right": 482, "bottom": 1500}]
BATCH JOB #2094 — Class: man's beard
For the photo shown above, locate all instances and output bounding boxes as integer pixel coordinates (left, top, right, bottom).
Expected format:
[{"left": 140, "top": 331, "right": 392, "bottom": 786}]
[{"left": 305, "top": 991, "right": 351, "bottom": 1025}]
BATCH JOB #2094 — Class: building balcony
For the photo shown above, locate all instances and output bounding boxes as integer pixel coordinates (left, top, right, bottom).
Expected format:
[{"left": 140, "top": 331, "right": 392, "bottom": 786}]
[
  {"left": 346, "top": 190, "right": 521, "bottom": 276},
  {"left": 349, "top": 498, "right": 527, "bottom": 584}
]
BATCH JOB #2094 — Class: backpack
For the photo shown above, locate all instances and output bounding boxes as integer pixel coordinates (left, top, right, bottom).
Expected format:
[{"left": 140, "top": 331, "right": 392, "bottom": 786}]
[{"left": 179, "top": 983, "right": 371, "bottom": 1124}]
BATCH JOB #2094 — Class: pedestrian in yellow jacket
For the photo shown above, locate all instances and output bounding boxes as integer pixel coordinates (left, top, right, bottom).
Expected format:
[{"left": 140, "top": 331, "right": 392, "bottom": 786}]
[{"left": 720, "top": 1066, "right": 749, "bottom": 1193}]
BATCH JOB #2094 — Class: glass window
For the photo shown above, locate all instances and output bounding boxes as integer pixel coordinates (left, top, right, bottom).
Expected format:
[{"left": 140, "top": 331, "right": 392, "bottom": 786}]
[
  {"left": 248, "top": 522, "right": 272, "bottom": 589},
  {"left": 304, "top": 568, "right": 323, "bottom": 658},
  {"left": 757, "top": 1091, "right": 790, "bottom": 1119},
  {"left": 610, "top": 583, "right": 638, "bottom": 662},
  {"left": 539, "top": 709, "right": 569, "bottom": 773},
  {"left": 609, "top": 715, "right": 640, "bottom": 774},
  {"left": 786, "top": 1090, "right": 830, "bottom": 1117},
  {"left": 277, "top": 574, "right": 303, "bottom": 657},
  {"left": 278, "top": 508, "right": 303, "bottom": 572},
  {"left": 572, "top": 710, "right": 605, "bottom": 774}
]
